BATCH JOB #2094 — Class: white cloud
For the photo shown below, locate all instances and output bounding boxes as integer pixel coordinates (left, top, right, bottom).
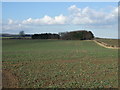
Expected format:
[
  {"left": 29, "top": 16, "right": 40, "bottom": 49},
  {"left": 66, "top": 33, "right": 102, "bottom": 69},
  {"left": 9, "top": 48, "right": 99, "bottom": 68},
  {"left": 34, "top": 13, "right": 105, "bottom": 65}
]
[
  {"left": 2, "top": 20, "right": 27, "bottom": 31},
  {"left": 22, "top": 14, "right": 67, "bottom": 25},
  {"left": 3, "top": 5, "right": 118, "bottom": 32},
  {"left": 22, "top": 18, "right": 33, "bottom": 24},
  {"left": 105, "top": 7, "right": 118, "bottom": 23},
  {"left": 40, "top": 15, "right": 54, "bottom": 24},
  {"left": 68, "top": 5, "right": 81, "bottom": 13},
  {"left": 54, "top": 14, "right": 67, "bottom": 24},
  {"left": 8, "top": 19, "right": 14, "bottom": 24},
  {"left": 68, "top": 5, "right": 118, "bottom": 25},
  {"left": 3, "top": 23, "right": 22, "bottom": 30}
]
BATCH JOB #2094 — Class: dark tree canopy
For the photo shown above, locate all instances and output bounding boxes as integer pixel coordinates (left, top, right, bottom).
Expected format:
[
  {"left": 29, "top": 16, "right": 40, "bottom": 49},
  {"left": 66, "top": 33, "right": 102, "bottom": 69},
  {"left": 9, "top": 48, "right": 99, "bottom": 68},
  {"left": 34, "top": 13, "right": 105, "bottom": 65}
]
[
  {"left": 60, "top": 30, "right": 94, "bottom": 40},
  {"left": 31, "top": 30, "right": 94, "bottom": 40},
  {"left": 32, "top": 33, "right": 60, "bottom": 39}
]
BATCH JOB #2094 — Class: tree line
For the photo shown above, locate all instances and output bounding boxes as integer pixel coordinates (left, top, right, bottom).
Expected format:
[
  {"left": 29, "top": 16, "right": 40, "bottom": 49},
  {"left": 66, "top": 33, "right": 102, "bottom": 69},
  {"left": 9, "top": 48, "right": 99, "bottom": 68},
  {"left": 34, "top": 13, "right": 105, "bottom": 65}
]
[
  {"left": 32, "top": 33, "right": 60, "bottom": 39},
  {"left": 31, "top": 30, "right": 94, "bottom": 40},
  {"left": 59, "top": 30, "right": 94, "bottom": 40},
  {"left": 4, "top": 30, "right": 94, "bottom": 40}
]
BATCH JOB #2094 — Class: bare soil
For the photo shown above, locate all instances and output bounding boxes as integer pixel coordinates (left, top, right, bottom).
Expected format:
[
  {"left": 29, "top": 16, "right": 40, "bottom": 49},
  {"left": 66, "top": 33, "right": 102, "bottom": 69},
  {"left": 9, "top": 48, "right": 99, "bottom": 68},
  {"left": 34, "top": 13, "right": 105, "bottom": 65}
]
[{"left": 2, "top": 69, "right": 19, "bottom": 88}]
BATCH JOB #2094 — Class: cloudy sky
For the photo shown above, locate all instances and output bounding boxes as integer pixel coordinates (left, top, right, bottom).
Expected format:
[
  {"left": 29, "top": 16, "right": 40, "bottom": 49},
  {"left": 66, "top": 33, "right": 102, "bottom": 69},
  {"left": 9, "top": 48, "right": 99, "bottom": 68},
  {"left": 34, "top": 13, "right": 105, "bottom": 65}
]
[{"left": 2, "top": 2, "right": 118, "bottom": 38}]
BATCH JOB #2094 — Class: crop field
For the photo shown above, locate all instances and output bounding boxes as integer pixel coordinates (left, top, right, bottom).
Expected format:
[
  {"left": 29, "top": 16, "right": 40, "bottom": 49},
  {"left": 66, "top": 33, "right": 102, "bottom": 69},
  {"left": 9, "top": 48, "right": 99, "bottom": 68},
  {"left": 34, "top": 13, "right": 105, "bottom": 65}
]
[
  {"left": 2, "top": 39, "right": 118, "bottom": 88},
  {"left": 1, "top": 37, "right": 31, "bottom": 39},
  {"left": 95, "top": 38, "right": 119, "bottom": 47}
]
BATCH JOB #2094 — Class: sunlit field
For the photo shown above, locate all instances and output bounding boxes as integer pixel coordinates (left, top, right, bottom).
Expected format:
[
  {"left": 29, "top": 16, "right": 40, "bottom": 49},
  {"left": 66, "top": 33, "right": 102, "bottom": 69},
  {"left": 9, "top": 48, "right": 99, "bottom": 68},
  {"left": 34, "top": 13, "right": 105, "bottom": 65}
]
[
  {"left": 95, "top": 38, "right": 119, "bottom": 47},
  {"left": 2, "top": 39, "right": 118, "bottom": 88}
]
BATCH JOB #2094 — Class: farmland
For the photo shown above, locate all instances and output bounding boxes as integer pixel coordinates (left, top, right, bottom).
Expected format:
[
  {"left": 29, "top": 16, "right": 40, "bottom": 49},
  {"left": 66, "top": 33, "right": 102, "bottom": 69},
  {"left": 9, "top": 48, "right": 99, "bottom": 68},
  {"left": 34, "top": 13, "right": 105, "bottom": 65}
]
[
  {"left": 2, "top": 39, "right": 118, "bottom": 88},
  {"left": 95, "top": 38, "right": 119, "bottom": 47}
]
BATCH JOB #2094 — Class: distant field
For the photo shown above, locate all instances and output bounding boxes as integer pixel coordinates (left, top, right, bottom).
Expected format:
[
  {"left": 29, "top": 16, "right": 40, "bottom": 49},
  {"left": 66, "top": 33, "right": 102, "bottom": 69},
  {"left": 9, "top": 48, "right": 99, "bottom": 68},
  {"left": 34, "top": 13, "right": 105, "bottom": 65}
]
[
  {"left": 95, "top": 38, "right": 119, "bottom": 47},
  {"left": 1, "top": 37, "right": 31, "bottom": 39},
  {"left": 2, "top": 39, "right": 118, "bottom": 88}
]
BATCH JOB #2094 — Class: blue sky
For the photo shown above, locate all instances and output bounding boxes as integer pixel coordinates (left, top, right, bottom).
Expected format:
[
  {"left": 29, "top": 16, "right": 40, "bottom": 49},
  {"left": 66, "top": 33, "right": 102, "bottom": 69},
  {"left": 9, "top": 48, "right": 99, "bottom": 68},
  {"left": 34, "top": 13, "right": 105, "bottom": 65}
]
[
  {"left": 2, "top": 2, "right": 118, "bottom": 38},
  {"left": 3, "top": 2, "right": 118, "bottom": 20}
]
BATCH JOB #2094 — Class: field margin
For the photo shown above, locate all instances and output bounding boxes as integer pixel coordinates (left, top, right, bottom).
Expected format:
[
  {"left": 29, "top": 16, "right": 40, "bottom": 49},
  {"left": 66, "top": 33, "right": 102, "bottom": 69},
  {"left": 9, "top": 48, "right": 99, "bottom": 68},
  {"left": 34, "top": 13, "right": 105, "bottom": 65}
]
[{"left": 94, "top": 40, "right": 120, "bottom": 49}]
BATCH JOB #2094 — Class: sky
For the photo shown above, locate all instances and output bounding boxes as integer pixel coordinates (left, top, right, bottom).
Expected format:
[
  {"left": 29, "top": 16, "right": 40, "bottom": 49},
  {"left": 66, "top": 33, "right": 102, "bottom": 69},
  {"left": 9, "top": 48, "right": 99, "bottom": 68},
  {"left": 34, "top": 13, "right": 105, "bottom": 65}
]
[{"left": 2, "top": 2, "right": 119, "bottom": 38}]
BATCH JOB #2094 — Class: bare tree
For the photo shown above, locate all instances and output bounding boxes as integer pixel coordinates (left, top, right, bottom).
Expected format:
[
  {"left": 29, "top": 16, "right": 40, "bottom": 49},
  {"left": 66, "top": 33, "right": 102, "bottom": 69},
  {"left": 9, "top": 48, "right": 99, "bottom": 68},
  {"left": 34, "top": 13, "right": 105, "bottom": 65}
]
[{"left": 19, "top": 31, "right": 25, "bottom": 38}]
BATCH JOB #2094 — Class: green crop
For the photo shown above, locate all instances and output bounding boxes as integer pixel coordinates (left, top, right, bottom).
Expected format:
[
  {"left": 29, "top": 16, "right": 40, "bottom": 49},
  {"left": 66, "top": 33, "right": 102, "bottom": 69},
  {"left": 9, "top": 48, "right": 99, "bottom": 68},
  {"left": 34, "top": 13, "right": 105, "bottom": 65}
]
[{"left": 2, "top": 39, "right": 118, "bottom": 88}]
